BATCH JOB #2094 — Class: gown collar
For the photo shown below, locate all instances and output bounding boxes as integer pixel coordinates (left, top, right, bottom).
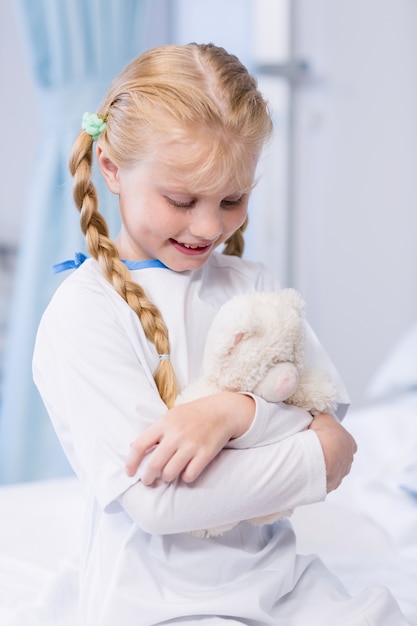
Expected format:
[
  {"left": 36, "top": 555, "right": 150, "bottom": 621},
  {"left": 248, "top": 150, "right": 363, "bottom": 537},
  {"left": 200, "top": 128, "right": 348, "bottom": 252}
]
[{"left": 52, "top": 252, "right": 168, "bottom": 274}]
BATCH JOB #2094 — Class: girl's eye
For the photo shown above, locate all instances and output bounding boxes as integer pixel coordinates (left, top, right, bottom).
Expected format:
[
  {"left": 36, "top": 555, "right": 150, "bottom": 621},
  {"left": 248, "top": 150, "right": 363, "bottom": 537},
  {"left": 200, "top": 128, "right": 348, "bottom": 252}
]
[
  {"left": 166, "top": 197, "right": 195, "bottom": 209},
  {"left": 165, "top": 194, "right": 245, "bottom": 209},
  {"left": 221, "top": 195, "right": 244, "bottom": 208}
]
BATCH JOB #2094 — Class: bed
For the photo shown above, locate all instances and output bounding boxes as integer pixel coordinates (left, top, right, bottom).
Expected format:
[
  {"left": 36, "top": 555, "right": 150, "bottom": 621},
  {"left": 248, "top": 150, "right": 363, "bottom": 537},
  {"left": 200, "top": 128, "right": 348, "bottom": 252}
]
[{"left": 1, "top": 322, "right": 417, "bottom": 624}]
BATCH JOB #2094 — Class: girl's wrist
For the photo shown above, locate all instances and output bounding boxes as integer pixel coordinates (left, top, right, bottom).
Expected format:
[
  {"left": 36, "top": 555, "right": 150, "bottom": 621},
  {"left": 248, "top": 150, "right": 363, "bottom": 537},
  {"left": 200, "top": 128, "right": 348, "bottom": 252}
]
[
  {"left": 309, "top": 413, "right": 357, "bottom": 493},
  {"left": 222, "top": 391, "right": 256, "bottom": 439}
]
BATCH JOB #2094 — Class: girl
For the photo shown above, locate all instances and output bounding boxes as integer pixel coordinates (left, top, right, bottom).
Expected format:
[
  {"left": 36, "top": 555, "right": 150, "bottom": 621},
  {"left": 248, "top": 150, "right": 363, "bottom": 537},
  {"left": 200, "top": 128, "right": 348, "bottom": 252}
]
[{"left": 33, "top": 43, "right": 409, "bottom": 625}]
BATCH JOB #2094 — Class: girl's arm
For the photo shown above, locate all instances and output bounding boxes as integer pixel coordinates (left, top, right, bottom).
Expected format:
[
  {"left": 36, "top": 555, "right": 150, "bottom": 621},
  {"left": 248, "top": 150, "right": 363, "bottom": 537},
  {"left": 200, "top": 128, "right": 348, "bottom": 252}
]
[
  {"left": 126, "top": 395, "right": 356, "bottom": 492},
  {"left": 122, "top": 392, "right": 356, "bottom": 535},
  {"left": 119, "top": 417, "right": 355, "bottom": 535},
  {"left": 126, "top": 392, "right": 257, "bottom": 485}
]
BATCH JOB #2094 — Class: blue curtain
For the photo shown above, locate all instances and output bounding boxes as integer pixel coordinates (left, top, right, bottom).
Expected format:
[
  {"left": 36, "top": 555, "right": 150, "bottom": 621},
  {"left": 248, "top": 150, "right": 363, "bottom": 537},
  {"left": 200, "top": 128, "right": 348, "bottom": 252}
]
[{"left": 0, "top": 0, "right": 164, "bottom": 483}]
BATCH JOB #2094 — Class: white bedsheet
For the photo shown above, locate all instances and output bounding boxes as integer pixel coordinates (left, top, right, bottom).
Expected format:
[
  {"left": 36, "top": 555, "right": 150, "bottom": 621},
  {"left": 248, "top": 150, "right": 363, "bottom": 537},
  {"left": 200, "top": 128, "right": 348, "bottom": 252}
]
[
  {"left": 295, "top": 390, "right": 417, "bottom": 624},
  {"left": 0, "top": 477, "right": 83, "bottom": 621},
  {"left": 1, "top": 394, "right": 416, "bottom": 624}
]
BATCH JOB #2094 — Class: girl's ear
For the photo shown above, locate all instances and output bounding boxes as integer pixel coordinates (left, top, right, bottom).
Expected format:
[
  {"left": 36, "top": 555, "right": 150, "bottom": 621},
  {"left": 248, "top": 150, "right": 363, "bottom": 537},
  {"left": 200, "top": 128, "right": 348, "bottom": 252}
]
[{"left": 96, "top": 146, "right": 120, "bottom": 194}]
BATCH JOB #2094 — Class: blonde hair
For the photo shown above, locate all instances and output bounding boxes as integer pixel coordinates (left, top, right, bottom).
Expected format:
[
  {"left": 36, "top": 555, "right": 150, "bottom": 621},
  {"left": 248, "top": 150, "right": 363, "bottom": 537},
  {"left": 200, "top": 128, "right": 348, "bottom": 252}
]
[{"left": 69, "top": 43, "right": 272, "bottom": 408}]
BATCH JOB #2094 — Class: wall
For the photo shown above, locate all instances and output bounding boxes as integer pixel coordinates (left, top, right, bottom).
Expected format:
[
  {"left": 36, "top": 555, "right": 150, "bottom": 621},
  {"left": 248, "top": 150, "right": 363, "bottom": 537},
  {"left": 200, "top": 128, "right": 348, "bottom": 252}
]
[{"left": 291, "top": 0, "right": 417, "bottom": 405}]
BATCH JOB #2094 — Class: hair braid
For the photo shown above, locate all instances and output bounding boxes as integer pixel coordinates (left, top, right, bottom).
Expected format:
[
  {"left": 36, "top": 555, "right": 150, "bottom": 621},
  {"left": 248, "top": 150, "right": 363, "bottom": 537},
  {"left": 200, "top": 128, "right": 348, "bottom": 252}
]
[
  {"left": 223, "top": 216, "right": 248, "bottom": 258},
  {"left": 68, "top": 132, "right": 178, "bottom": 408}
]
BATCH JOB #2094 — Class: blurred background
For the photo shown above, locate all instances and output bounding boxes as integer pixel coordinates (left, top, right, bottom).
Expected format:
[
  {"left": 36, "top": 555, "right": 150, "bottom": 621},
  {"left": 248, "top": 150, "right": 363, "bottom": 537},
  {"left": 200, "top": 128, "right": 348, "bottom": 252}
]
[{"left": 1, "top": 0, "right": 417, "bottom": 483}]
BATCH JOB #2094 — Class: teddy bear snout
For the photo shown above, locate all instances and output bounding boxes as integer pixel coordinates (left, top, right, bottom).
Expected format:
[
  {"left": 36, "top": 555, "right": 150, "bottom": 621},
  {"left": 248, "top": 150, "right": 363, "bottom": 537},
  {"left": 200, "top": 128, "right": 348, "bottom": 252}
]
[{"left": 253, "top": 362, "right": 299, "bottom": 403}]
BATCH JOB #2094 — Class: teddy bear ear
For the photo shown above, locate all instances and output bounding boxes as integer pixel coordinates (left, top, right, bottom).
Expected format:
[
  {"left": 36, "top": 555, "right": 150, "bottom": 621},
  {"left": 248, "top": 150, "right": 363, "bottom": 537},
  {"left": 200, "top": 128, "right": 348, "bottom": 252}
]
[
  {"left": 233, "top": 331, "right": 245, "bottom": 346},
  {"left": 230, "top": 331, "right": 247, "bottom": 352},
  {"left": 203, "top": 328, "right": 250, "bottom": 368},
  {"left": 215, "top": 331, "right": 248, "bottom": 357},
  {"left": 281, "top": 288, "right": 305, "bottom": 313}
]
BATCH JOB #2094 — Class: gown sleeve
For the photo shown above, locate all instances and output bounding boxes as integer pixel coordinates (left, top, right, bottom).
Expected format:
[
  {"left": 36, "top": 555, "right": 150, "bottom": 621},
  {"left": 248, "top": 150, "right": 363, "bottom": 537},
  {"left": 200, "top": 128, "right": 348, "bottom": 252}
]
[
  {"left": 120, "top": 428, "right": 326, "bottom": 535},
  {"left": 33, "top": 270, "right": 167, "bottom": 508}
]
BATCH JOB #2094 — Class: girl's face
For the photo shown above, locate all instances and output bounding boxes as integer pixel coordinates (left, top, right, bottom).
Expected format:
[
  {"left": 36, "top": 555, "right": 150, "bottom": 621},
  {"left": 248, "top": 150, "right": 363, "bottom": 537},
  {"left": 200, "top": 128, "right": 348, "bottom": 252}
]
[{"left": 98, "top": 142, "right": 254, "bottom": 272}]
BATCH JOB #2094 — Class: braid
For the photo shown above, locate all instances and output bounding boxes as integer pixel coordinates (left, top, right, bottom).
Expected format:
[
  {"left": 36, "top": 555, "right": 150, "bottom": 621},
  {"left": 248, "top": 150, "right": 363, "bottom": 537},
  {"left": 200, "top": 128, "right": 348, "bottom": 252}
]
[
  {"left": 223, "top": 216, "right": 248, "bottom": 258},
  {"left": 68, "top": 132, "right": 178, "bottom": 408}
]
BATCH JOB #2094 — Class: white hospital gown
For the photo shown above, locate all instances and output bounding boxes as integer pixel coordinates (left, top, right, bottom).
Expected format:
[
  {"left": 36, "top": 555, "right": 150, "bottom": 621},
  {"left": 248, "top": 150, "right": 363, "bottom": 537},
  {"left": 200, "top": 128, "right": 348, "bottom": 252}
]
[{"left": 33, "top": 253, "right": 409, "bottom": 625}]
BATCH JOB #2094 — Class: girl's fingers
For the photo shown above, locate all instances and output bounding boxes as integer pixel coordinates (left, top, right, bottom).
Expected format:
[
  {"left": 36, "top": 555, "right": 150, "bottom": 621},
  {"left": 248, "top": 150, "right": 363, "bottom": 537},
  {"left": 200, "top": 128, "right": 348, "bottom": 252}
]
[
  {"left": 142, "top": 438, "right": 200, "bottom": 485},
  {"left": 125, "top": 426, "right": 161, "bottom": 476},
  {"left": 181, "top": 449, "right": 216, "bottom": 483},
  {"left": 158, "top": 448, "right": 194, "bottom": 484},
  {"left": 140, "top": 441, "right": 177, "bottom": 485}
]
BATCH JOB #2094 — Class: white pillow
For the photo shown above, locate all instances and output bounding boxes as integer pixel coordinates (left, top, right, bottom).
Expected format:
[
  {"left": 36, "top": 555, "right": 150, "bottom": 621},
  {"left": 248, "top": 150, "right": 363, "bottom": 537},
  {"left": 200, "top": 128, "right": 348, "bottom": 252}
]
[{"left": 367, "top": 320, "right": 417, "bottom": 400}]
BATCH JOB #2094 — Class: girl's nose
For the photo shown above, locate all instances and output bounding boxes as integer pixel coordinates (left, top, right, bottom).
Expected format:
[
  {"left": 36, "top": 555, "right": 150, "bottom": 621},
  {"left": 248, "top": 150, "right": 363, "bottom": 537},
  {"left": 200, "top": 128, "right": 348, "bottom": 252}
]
[{"left": 189, "top": 206, "right": 222, "bottom": 241}]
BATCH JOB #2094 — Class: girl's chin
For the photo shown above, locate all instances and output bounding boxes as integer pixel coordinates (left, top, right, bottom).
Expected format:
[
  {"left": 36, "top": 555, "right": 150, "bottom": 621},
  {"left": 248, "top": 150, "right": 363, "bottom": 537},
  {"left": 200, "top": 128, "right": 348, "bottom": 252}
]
[{"left": 167, "top": 257, "right": 210, "bottom": 272}]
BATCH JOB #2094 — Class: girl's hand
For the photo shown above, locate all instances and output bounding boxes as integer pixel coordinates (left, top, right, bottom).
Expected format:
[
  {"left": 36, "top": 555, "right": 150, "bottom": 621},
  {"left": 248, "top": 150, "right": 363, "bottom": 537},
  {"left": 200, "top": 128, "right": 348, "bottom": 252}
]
[
  {"left": 126, "top": 392, "right": 255, "bottom": 486},
  {"left": 309, "top": 413, "right": 357, "bottom": 492}
]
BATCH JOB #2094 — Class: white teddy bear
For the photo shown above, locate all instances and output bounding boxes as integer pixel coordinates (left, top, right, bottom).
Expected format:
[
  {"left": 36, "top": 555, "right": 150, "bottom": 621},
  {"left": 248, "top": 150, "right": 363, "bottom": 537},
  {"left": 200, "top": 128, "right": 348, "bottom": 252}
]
[{"left": 176, "top": 288, "right": 339, "bottom": 538}]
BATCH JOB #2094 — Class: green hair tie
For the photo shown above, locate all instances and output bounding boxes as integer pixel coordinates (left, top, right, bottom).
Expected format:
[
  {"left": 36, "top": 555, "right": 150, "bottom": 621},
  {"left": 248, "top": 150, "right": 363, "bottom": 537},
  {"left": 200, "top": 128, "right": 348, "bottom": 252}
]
[{"left": 81, "top": 112, "right": 107, "bottom": 141}]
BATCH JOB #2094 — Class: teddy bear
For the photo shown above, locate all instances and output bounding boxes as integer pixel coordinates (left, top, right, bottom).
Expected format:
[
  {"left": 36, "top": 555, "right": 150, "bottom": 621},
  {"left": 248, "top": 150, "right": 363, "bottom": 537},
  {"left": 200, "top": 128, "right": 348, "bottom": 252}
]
[{"left": 175, "top": 288, "right": 339, "bottom": 538}]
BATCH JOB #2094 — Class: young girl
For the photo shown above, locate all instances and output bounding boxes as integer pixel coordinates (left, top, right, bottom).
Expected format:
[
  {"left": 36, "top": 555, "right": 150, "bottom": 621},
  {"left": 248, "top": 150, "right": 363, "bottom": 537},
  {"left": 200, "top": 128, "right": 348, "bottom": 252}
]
[{"left": 33, "top": 43, "right": 409, "bottom": 625}]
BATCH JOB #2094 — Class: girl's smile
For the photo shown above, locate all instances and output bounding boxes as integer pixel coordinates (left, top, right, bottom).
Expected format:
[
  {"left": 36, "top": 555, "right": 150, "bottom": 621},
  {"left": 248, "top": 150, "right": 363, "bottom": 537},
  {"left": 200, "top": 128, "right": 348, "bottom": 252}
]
[
  {"left": 170, "top": 239, "right": 214, "bottom": 255},
  {"left": 98, "top": 144, "right": 253, "bottom": 271}
]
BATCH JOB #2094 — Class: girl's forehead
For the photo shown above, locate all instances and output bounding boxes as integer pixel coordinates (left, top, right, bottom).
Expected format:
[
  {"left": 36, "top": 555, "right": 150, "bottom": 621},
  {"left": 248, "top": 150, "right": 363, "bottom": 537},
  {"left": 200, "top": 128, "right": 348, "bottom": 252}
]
[{"left": 150, "top": 137, "right": 257, "bottom": 195}]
